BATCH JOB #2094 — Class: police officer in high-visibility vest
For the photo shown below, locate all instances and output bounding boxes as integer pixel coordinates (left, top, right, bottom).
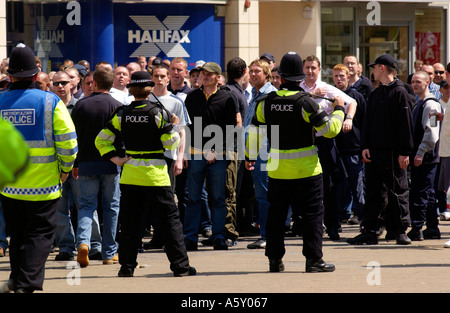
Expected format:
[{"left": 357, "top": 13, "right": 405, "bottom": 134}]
[
  {"left": 0, "top": 44, "right": 78, "bottom": 293},
  {"left": 245, "top": 52, "right": 345, "bottom": 273},
  {"left": 95, "top": 71, "right": 196, "bottom": 277}
]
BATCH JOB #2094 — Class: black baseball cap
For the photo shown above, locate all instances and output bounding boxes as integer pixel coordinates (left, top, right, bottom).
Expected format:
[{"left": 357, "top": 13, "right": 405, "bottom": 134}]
[
  {"left": 260, "top": 53, "right": 275, "bottom": 63},
  {"left": 152, "top": 57, "right": 163, "bottom": 66},
  {"left": 7, "top": 43, "right": 40, "bottom": 78},
  {"left": 73, "top": 64, "right": 88, "bottom": 77},
  {"left": 368, "top": 54, "right": 398, "bottom": 70},
  {"left": 127, "top": 71, "right": 155, "bottom": 88}
]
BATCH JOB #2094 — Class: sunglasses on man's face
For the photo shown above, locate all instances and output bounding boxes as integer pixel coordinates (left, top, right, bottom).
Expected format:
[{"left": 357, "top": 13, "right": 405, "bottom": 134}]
[
  {"left": 53, "top": 81, "right": 70, "bottom": 87},
  {"left": 435, "top": 71, "right": 445, "bottom": 75}
]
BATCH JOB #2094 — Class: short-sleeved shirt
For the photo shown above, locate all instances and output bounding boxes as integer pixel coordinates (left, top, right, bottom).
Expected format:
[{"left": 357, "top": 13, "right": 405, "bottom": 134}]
[
  {"left": 150, "top": 92, "right": 191, "bottom": 160},
  {"left": 300, "top": 80, "right": 355, "bottom": 115}
]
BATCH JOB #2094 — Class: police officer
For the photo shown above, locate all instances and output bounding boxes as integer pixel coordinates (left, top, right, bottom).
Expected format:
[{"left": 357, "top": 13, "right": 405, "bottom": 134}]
[
  {"left": 0, "top": 44, "right": 78, "bottom": 293},
  {"left": 95, "top": 71, "right": 196, "bottom": 277},
  {"left": 245, "top": 52, "right": 345, "bottom": 273}
]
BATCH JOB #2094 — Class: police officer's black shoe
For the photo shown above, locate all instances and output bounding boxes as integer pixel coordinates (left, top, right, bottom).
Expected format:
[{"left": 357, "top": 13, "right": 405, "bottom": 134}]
[
  {"left": 118, "top": 266, "right": 134, "bottom": 277},
  {"left": 174, "top": 266, "right": 197, "bottom": 277},
  {"left": 346, "top": 232, "right": 378, "bottom": 245},
  {"left": 269, "top": 258, "right": 284, "bottom": 272},
  {"left": 305, "top": 258, "right": 335, "bottom": 273}
]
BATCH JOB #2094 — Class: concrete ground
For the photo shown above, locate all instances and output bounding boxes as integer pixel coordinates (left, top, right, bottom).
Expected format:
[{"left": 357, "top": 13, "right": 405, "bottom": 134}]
[{"left": 1, "top": 220, "right": 450, "bottom": 295}]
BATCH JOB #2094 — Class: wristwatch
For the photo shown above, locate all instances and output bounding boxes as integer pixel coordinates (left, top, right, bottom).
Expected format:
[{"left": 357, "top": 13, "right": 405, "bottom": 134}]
[{"left": 345, "top": 115, "right": 353, "bottom": 120}]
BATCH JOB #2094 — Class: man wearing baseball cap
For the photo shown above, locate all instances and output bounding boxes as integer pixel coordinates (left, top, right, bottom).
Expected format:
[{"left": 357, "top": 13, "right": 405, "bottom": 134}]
[
  {"left": 260, "top": 53, "right": 276, "bottom": 70},
  {"left": 348, "top": 54, "right": 414, "bottom": 245},
  {"left": 183, "top": 62, "right": 241, "bottom": 251},
  {"left": 0, "top": 44, "right": 78, "bottom": 293}
]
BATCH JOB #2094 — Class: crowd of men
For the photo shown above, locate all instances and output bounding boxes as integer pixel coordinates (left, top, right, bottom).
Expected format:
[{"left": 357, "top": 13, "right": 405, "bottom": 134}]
[{"left": 0, "top": 46, "right": 449, "bottom": 292}]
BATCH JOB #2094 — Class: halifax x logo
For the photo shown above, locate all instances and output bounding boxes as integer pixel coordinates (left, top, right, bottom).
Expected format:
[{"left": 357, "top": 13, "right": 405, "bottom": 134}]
[{"left": 129, "top": 15, "right": 190, "bottom": 58}]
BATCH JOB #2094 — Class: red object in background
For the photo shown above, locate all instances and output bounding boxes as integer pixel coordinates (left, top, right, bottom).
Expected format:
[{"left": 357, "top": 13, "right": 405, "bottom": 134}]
[
  {"left": 415, "top": 32, "right": 441, "bottom": 65},
  {"left": 245, "top": 0, "right": 251, "bottom": 9}
]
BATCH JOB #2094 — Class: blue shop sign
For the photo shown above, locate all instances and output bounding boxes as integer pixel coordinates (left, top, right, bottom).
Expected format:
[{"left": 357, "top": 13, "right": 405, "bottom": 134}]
[
  {"left": 32, "top": 2, "right": 224, "bottom": 72},
  {"left": 114, "top": 3, "right": 224, "bottom": 69}
]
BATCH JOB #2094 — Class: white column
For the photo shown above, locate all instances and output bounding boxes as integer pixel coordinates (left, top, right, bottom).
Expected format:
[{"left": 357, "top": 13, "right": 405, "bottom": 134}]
[{"left": 223, "top": 0, "right": 259, "bottom": 67}]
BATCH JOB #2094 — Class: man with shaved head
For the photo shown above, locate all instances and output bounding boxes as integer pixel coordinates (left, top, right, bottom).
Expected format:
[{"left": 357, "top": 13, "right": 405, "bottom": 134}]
[
  {"left": 408, "top": 70, "right": 442, "bottom": 241},
  {"left": 110, "top": 66, "right": 134, "bottom": 105},
  {"left": 126, "top": 62, "right": 141, "bottom": 76},
  {"left": 53, "top": 71, "right": 77, "bottom": 111},
  {"left": 36, "top": 72, "right": 51, "bottom": 91},
  {"left": 433, "top": 63, "right": 446, "bottom": 86}
]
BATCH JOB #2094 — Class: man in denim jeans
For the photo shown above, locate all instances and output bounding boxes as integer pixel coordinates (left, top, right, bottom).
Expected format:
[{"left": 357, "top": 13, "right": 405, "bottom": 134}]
[
  {"left": 244, "top": 59, "right": 278, "bottom": 249},
  {"left": 71, "top": 67, "right": 122, "bottom": 267},
  {"left": 183, "top": 62, "right": 241, "bottom": 251}
]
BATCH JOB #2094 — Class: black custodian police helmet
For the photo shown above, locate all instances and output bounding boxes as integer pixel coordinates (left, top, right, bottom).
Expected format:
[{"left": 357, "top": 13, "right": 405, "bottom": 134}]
[
  {"left": 278, "top": 51, "right": 306, "bottom": 82},
  {"left": 7, "top": 43, "right": 40, "bottom": 78}
]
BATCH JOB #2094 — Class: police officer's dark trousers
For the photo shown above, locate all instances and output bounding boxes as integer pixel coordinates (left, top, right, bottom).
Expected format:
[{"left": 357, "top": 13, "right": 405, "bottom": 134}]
[
  {"left": 118, "top": 184, "right": 190, "bottom": 273},
  {"left": 1, "top": 195, "right": 58, "bottom": 292},
  {"left": 265, "top": 175, "right": 324, "bottom": 260}
]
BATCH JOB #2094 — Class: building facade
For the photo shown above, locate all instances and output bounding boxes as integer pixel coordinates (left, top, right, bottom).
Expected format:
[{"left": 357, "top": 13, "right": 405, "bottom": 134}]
[{"left": 1, "top": 0, "right": 448, "bottom": 81}]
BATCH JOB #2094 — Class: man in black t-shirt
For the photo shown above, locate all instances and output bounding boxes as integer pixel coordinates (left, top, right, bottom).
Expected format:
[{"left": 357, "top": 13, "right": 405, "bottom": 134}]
[{"left": 183, "top": 62, "right": 240, "bottom": 251}]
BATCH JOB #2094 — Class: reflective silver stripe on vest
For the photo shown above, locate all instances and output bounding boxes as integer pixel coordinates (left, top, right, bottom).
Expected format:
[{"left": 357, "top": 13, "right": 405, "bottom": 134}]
[
  {"left": 97, "top": 130, "right": 116, "bottom": 142},
  {"left": 29, "top": 155, "right": 57, "bottom": 164},
  {"left": 2, "top": 184, "right": 60, "bottom": 196},
  {"left": 54, "top": 131, "right": 77, "bottom": 142},
  {"left": 27, "top": 93, "right": 55, "bottom": 149},
  {"left": 56, "top": 146, "right": 78, "bottom": 156},
  {"left": 126, "top": 159, "right": 167, "bottom": 167},
  {"left": 269, "top": 148, "right": 318, "bottom": 160}
]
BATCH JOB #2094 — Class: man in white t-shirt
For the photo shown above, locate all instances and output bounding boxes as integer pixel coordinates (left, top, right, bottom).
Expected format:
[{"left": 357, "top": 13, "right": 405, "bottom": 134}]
[
  {"left": 150, "top": 65, "right": 191, "bottom": 185},
  {"left": 300, "top": 55, "right": 357, "bottom": 240},
  {"left": 143, "top": 65, "right": 191, "bottom": 250},
  {"left": 110, "top": 66, "right": 134, "bottom": 105}
]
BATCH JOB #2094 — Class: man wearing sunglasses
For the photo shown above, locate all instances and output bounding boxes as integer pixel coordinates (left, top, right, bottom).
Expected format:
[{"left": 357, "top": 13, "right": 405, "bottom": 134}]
[
  {"left": 432, "top": 63, "right": 446, "bottom": 86},
  {"left": 52, "top": 71, "right": 78, "bottom": 114},
  {"left": 51, "top": 71, "right": 81, "bottom": 262}
]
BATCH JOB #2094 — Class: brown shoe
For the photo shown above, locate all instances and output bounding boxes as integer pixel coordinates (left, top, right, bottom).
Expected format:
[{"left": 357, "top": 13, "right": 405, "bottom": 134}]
[
  {"left": 0, "top": 247, "right": 5, "bottom": 257},
  {"left": 103, "top": 254, "right": 118, "bottom": 265},
  {"left": 77, "top": 244, "right": 89, "bottom": 268}
]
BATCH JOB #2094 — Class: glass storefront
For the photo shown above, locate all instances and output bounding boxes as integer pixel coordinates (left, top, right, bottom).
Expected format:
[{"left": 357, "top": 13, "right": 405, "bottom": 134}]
[
  {"left": 320, "top": 6, "right": 355, "bottom": 84},
  {"left": 359, "top": 25, "right": 409, "bottom": 82},
  {"left": 321, "top": 3, "right": 447, "bottom": 84},
  {"left": 415, "top": 8, "right": 446, "bottom": 67}
]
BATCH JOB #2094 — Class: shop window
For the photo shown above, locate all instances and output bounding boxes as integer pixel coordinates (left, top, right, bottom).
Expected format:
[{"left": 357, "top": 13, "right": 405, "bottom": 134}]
[
  {"left": 321, "top": 7, "right": 355, "bottom": 84},
  {"left": 415, "top": 8, "right": 446, "bottom": 66},
  {"left": 359, "top": 26, "right": 409, "bottom": 83}
]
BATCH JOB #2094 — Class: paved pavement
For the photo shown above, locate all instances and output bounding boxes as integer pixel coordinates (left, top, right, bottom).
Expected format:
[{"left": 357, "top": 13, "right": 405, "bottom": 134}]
[{"left": 2, "top": 220, "right": 450, "bottom": 296}]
